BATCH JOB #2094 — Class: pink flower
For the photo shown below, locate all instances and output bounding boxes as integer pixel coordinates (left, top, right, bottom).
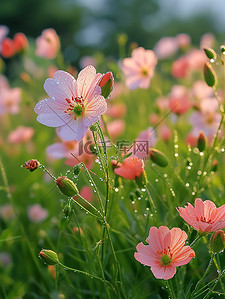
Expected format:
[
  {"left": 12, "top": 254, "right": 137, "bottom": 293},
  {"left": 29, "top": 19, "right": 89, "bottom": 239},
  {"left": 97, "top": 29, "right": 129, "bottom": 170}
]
[
  {"left": 107, "top": 119, "right": 125, "bottom": 138},
  {"left": 34, "top": 65, "right": 108, "bottom": 141},
  {"left": 176, "top": 33, "right": 191, "bottom": 49},
  {"left": 75, "top": 185, "right": 93, "bottom": 202},
  {"left": 186, "top": 49, "right": 207, "bottom": 72},
  {"left": 107, "top": 103, "right": 126, "bottom": 118},
  {"left": 36, "top": 28, "right": 60, "bottom": 59},
  {"left": 121, "top": 47, "right": 157, "bottom": 90},
  {"left": 171, "top": 57, "right": 189, "bottom": 78},
  {"left": 0, "top": 77, "right": 21, "bottom": 114},
  {"left": 154, "top": 37, "right": 179, "bottom": 59},
  {"left": 28, "top": 204, "right": 48, "bottom": 223},
  {"left": 13, "top": 33, "right": 28, "bottom": 52},
  {"left": 158, "top": 124, "right": 172, "bottom": 141},
  {"left": 134, "top": 127, "right": 157, "bottom": 160},
  {"left": 169, "top": 85, "right": 191, "bottom": 115},
  {"left": 178, "top": 198, "right": 225, "bottom": 233},
  {"left": 189, "top": 98, "right": 221, "bottom": 142},
  {"left": 7, "top": 126, "right": 34, "bottom": 144},
  {"left": 191, "top": 81, "right": 213, "bottom": 104},
  {"left": 134, "top": 226, "right": 195, "bottom": 280},
  {"left": 200, "top": 33, "right": 215, "bottom": 49},
  {"left": 114, "top": 156, "right": 144, "bottom": 180}
]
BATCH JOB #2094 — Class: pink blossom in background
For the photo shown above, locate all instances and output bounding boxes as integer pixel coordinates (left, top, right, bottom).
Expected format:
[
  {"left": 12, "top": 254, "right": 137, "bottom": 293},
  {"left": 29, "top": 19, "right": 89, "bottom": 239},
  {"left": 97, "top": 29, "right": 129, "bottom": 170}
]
[
  {"left": 28, "top": 204, "right": 48, "bottom": 223},
  {"left": 134, "top": 226, "right": 195, "bottom": 280},
  {"left": 178, "top": 198, "right": 225, "bottom": 233},
  {"left": 121, "top": 47, "right": 157, "bottom": 90},
  {"left": 134, "top": 127, "right": 157, "bottom": 160},
  {"left": 186, "top": 49, "right": 207, "bottom": 72},
  {"left": 156, "top": 97, "right": 169, "bottom": 112},
  {"left": 1, "top": 38, "right": 15, "bottom": 58},
  {"left": 0, "top": 252, "right": 11, "bottom": 267},
  {"left": 154, "top": 37, "right": 179, "bottom": 59},
  {"left": 34, "top": 66, "right": 108, "bottom": 141},
  {"left": 0, "top": 77, "right": 21, "bottom": 115},
  {"left": 47, "top": 129, "right": 94, "bottom": 168},
  {"left": 171, "top": 57, "right": 189, "bottom": 78},
  {"left": 106, "top": 103, "right": 126, "bottom": 118},
  {"left": 169, "top": 85, "right": 191, "bottom": 115},
  {"left": 176, "top": 33, "right": 191, "bottom": 49},
  {"left": 114, "top": 156, "right": 144, "bottom": 180},
  {"left": 7, "top": 126, "right": 34, "bottom": 144},
  {"left": 200, "top": 33, "right": 215, "bottom": 49},
  {"left": 110, "top": 82, "right": 127, "bottom": 100},
  {"left": 158, "top": 124, "right": 172, "bottom": 141},
  {"left": 48, "top": 65, "right": 58, "bottom": 78},
  {"left": 107, "top": 119, "right": 125, "bottom": 138},
  {"left": 13, "top": 33, "right": 28, "bottom": 52},
  {"left": 189, "top": 98, "right": 221, "bottom": 141},
  {"left": 185, "top": 133, "right": 197, "bottom": 147},
  {"left": 36, "top": 28, "right": 60, "bottom": 59},
  {"left": 79, "top": 186, "right": 93, "bottom": 202},
  {"left": 149, "top": 113, "right": 160, "bottom": 125},
  {"left": 80, "top": 56, "right": 96, "bottom": 69},
  {"left": 191, "top": 81, "right": 213, "bottom": 105},
  {"left": 0, "top": 204, "right": 15, "bottom": 221}
]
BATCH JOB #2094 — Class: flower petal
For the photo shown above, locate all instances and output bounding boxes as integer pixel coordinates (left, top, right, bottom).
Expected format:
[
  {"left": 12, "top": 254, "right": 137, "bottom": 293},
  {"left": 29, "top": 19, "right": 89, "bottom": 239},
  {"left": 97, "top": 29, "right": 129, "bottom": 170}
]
[
  {"left": 151, "top": 265, "right": 177, "bottom": 280},
  {"left": 44, "top": 70, "right": 77, "bottom": 102},
  {"left": 59, "top": 118, "right": 88, "bottom": 141},
  {"left": 35, "top": 98, "right": 70, "bottom": 127}
]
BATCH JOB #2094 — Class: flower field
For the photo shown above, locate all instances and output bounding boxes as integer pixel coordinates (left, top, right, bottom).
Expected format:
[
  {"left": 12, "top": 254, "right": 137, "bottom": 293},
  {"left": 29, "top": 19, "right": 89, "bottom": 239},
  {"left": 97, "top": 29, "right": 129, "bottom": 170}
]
[{"left": 1, "top": 23, "right": 225, "bottom": 299}]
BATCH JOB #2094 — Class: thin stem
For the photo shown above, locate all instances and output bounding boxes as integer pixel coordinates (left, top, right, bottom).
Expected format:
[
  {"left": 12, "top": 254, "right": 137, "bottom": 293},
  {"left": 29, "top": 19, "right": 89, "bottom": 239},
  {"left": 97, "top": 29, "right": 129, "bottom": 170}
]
[
  {"left": 39, "top": 164, "right": 56, "bottom": 180},
  {"left": 80, "top": 162, "right": 104, "bottom": 212},
  {"left": 77, "top": 193, "right": 103, "bottom": 217},
  {"left": 166, "top": 280, "right": 176, "bottom": 299},
  {"left": 71, "top": 197, "right": 103, "bottom": 220},
  {"left": 192, "top": 256, "right": 214, "bottom": 297},
  {"left": 213, "top": 255, "right": 225, "bottom": 294},
  {"left": 58, "top": 262, "right": 115, "bottom": 291}
]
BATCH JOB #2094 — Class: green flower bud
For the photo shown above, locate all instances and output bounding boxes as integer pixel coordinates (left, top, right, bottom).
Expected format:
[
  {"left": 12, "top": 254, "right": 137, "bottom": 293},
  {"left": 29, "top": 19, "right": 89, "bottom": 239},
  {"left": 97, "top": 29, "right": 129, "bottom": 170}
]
[
  {"left": 73, "top": 164, "right": 82, "bottom": 176},
  {"left": 204, "top": 62, "right": 217, "bottom": 87},
  {"left": 56, "top": 176, "right": 79, "bottom": 197},
  {"left": 220, "top": 45, "right": 225, "bottom": 54},
  {"left": 210, "top": 230, "right": 225, "bottom": 254},
  {"left": 197, "top": 131, "right": 207, "bottom": 152},
  {"left": 203, "top": 47, "right": 217, "bottom": 60},
  {"left": 149, "top": 148, "right": 168, "bottom": 167},
  {"left": 40, "top": 249, "right": 59, "bottom": 265}
]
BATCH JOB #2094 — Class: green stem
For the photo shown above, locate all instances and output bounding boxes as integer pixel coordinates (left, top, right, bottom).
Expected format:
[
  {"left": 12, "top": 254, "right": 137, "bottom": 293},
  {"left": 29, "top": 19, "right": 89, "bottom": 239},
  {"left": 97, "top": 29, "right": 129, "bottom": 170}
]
[
  {"left": 71, "top": 197, "right": 102, "bottom": 220},
  {"left": 213, "top": 255, "right": 225, "bottom": 294},
  {"left": 77, "top": 193, "right": 103, "bottom": 217},
  {"left": 80, "top": 162, "right": 104, "bottom": 212},
  {"left": 58, "top": 262, "right": 115, "bottom": 291},
  {"left": 167, "top": 280, "right": 175, "bottom": 299},
  {"left": 192, "top": 256, "right": 214, "bottom": 297}
]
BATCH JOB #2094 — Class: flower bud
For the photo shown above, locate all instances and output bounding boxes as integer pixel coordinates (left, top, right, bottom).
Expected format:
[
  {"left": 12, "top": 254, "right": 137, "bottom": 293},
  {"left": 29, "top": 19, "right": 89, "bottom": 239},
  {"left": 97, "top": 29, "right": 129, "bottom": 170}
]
[
  {"left": 211, "top": 159, "right": 218, "bottom": 172},
  {"left": 73, "top": 164, "right": 82, "bottom": 176},
  {"left": 22, "top": 159, "right": 40, "bottom": 172},
  {"left": 56, "top": 176, "right": 79, "bottom": 197},
  {"left": 197, "top": 131, "right": 207, "bottom": 152},
  {"left": 63, "top": 203, "right": 72, "bottom": 217},
  {"left": 1, "top": 38, "right": 15, "bottom": 58},
  {"left": 99, "top": 72, "right": 114, "bottom": 99},
  {"left": 203, "top": 47, "right": 217, "bottom": 60},
  {"left": 89, "top": 124, "right": 97, "bottom": 132},
  {"left": 210, "top": 230, "right": 225, "bottom": 254},
  {"left": 204, "top": 62, "right": 217, "bottom": 87},
  {"left": 149, "top": 148, "right": 168, "bottom": 167},
  {"left": 220, "top": 45, "right": 225, "bottom": 54},
  {"left": 40, "top": 249, "right": 59, "bottom": 265},
  {"left": 13, "top": 33, "right": 28, "bottom": 52}
]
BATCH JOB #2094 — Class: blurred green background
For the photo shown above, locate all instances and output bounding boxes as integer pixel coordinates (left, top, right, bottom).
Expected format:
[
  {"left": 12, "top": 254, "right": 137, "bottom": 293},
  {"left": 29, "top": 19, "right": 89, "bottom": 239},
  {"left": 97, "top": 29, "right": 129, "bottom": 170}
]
[{"left": 1, "top": 0, "right": 225, "bottom": 65}]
